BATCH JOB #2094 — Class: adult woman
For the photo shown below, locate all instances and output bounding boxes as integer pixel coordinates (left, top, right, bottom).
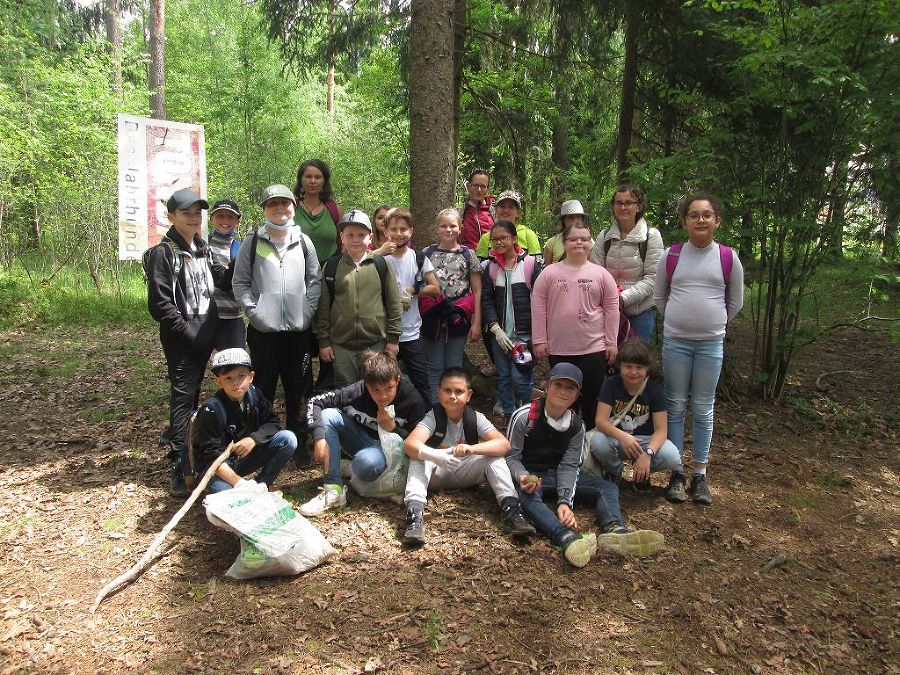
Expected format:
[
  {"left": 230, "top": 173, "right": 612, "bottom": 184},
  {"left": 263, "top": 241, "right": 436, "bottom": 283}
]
[
  {"left": 292, "top": 159, "right": 343, "bottom": 263},
  {"left": 654, "top": 194, "right": 743, "bottom": 506},
  {"left": 591, "top": 185, "right": 663, "bottom": 342},
  {"left": 531, "top": 220, "right": 619, "bottom": 424},
  {"left": 458, "top": 170, "right": 495, "bottom": 250},
  {"left": 543, "top": 200, "right": 590, "bottom": 265}
]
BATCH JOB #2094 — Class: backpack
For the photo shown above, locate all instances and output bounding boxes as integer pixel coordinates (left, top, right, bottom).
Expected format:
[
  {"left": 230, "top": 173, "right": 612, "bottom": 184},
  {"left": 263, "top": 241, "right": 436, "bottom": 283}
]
[
  {"left": 664, "top": 242, "right": 734, "bottom": 309},
  {"left": 411, "top": 249, "right": 427, "bottom": 293},
  {"left": 486, "top": 253, "right": 539, "bottom": 290},
  {"left": 603, "top": 234, "right": 649, "bottom": 262},
  {"left": 245, "top": 229, "right": 310, "bottom": 287},
  {"left": 423, "top": 243, "right": 474, "bottom": 268},
  {"left": 322, "top": 253, "right": 390, "bottom": 308},
  {"left": 187, "top": 387, "right": 259, "bottom": 475},
  {"left": 142, "top": 238, "right": 183, "bottom": 284},
  {"left": 426, "top": 405, "right": 479, "bottom": 448}
]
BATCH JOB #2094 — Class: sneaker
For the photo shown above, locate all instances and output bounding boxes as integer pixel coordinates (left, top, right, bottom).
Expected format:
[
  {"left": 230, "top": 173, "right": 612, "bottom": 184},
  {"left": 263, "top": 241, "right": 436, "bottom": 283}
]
[
  {"left": 292, "top": 445, "right": 313, "bottom": 469},
  {"left": 499, "top": 501, "right": 536, "bottom": 537},
  {"left": 559, "top": 532, "right": 598, "bottom": 568},
  {"left": 298, "top": 484, "right": 346, "bottom": 516},
  {"left": 403, "top": 509, "right": 425, "bottom": 545},
  {"left": 665, "top": 471, "right": 687, "bottom": 503},
  {"left": 689, "top": 474, "right": 713, "bottom": 505},
  {"left": 492, "top": 400, "right": 506, "bottom": 416},
  {"left": 598, "top": 524, "right": 664, "bottom": 557},
  {"left": 169, "top": 470, "right": 190, "bottom": 498}
]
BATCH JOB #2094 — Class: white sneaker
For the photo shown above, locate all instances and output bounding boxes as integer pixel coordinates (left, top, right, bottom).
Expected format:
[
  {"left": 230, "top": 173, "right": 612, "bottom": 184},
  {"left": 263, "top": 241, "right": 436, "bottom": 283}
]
[{"left": 298, "top": 484, "right": 347, "bottom": 516}]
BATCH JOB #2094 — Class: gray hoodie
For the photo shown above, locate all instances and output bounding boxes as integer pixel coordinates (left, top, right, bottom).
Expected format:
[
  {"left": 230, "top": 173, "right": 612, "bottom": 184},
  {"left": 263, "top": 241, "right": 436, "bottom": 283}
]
[{"left": 232, "top": 226, "right": 321, "bottom": 332}]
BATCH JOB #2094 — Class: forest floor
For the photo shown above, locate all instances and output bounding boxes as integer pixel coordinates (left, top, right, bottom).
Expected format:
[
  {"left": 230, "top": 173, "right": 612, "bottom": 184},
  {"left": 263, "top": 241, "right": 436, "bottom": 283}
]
[{"left": 0, "top": 321, "right": 897, "bottom": 675}]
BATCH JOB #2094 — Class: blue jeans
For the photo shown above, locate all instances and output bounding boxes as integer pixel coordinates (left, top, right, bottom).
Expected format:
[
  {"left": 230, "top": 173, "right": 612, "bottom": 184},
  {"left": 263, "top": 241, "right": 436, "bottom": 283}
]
[
  {"left": 206, "top": 430, "right": 297, "bottom": 493},
  {"left": 422, "top": 335, "right": 467, "bottom": 404},
  {"left": 517, "top": 469, "right": 622, "bottom": 545},
  {"left": 590, "top": 432, "right": 681, "bottom": 476},
  {"left": 486, "top": 333, "right": 534, "bottom": 415},
  {"left": 627, "top": 309, "right": 656, "bottom": 343},
  {"left": 320, "top": 408, "right": 386, "bottom": 487},
  {"left": 662, "top": 337, "right": 723, "bottom": 466},
  {"left": 399, "top": 338, "right": 431, "bottom": 405}
]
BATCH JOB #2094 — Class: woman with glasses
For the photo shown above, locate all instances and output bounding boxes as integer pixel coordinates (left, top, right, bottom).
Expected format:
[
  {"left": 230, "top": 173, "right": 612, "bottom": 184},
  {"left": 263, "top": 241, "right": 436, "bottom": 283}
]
[
  {"left": 591, "top": 184, "right": 664, "bottom": 342},
  {"left": 653, "top": 194, "right": 744, "bottom": 506},
  {"left": 458, "top": 170, "right": 495, "bottom": 250},
  {"left": 531, "top": 219, "right": 619, "bottom": 424}
]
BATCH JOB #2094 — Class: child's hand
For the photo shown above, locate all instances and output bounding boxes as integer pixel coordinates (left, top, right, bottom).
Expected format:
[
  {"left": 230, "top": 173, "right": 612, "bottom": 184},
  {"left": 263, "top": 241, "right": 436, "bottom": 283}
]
[
  {"left": 556, "top": 504, "right": 577, "bottom": 529},
  {"left": 376, "top": 406, "right": 396, "bottom": 432},
  {"left": 519, "top": 474, "right": 542, "bottom": 494},
  {"left": 533, "top": 343, "right": 550, "bottom": 360},
  {"left": 386, "top": 343, "right": 399, "bottom": 357},
  {"left": 620, "top": 434, "right": 643, "bottom": 459},
  {"left": 452, "top": 443, "right": 474, "bottom": 457},
  {"left": 418, "top": 446, "right": 461, "bottom": 470},
  {"left": 319, "top": 346, "right": 335, "bottom": 362},
  {"left": 376, "top": 241, "right": 397, "bottom": 256},
  {"left": 232, "top": 437, "right": 256, "bottom": 459},
  {"left": 633, "top": 452, "right": 651, "bottom": 484},
  {"left": 312, "top": 438, "right": 329, "bottom": 465},
  {"left": 605, "top": 345, "right": 618, "bottom": 365},
  {"left": 468, "top": 321, "right": 482, "bottom": 343}
]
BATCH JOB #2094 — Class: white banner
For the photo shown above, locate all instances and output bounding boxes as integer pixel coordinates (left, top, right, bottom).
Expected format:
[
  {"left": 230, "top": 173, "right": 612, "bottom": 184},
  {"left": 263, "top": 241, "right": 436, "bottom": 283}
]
[{"left": 117, "top": 114, "right": 207, "bottom": 260}]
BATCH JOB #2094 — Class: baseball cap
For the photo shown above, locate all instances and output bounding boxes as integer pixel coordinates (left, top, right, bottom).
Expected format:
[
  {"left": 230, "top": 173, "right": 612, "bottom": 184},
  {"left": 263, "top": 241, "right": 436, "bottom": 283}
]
[
  {"left": 211, "top": 199, "right": 241, "bottom": 217},
  {"left": 546, "top": 362, "right": 583, "bottom": 389},
  {"left": 338, "top": 209, "right": 373, "bottom": 232},
  {"left": 496, "top": 190, "right": 522, "bottom": 208},
  {"left": 259, "top": 184, "right": 296, "bottom": 206},
  {"left": 166, "top": 188, "right": 209, "bottom": 213},
  {"left": 211, "top": 348, "right": 253, "bottom": 373},
  {"left": 558, "top": 199, "right": 587, "bottom": 219}
]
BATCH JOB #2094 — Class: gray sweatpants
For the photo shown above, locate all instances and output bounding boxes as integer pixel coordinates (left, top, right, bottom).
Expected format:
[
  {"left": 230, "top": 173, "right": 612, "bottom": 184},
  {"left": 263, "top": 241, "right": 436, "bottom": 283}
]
[{"left": 404, "top": 454, "right": 517, "bottom": 506}]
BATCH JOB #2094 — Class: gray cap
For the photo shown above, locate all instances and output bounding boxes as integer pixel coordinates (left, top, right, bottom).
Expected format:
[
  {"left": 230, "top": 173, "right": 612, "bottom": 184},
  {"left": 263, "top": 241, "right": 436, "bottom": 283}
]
[
  {"left": 259, "top": 184, "right": 296, "bottom": 206},
  {"left": 496, "top": 190, "right": 522, "bottom": 208},
  {"left": 338, "top": 209, "right": 373, "bottom": 232},
  {"left": 211, "top": 348, "right": 252, "bottom": 373},
  {"left": 166, "top": 188, "right": 208, "bottom": 213}
]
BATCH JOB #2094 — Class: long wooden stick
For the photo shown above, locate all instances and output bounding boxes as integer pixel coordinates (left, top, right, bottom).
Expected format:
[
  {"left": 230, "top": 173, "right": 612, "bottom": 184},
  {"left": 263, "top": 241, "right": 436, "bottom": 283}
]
[{"left": 91, "top": 444, "right": 233, "bottom": 613}]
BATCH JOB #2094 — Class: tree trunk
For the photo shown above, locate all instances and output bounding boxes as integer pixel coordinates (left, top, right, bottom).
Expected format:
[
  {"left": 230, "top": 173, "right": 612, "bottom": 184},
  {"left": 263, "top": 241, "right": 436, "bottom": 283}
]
[
  {"left": 149, "top": 0, "right": 166, "bottom": 119},
  {"left": 451, "top": 0, "right": 466, "bottom": 161},
  {"left": 550, "top": 7, "right": 571, "bottom": 207},
  {"left": 104, "top": 0, "right": 122, "bottom": 94},
  {"left": 615, "top": 1, "right": 639, "bottom": 180},
  {"left": 409, "top": 0, "right": 457, "bottom": 249},
  {"left": 326, "top": 0, "right": 335, "bottom": 115}
]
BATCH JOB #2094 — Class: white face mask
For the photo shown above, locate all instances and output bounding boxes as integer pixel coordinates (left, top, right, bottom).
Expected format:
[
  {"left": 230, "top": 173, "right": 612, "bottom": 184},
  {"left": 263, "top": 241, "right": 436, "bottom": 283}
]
[
  {"left": 545, "top": 408, "right": 572, "bottom": 431},
  {"left": 265, "top": 218, "right": 294, "bottom": 231}
]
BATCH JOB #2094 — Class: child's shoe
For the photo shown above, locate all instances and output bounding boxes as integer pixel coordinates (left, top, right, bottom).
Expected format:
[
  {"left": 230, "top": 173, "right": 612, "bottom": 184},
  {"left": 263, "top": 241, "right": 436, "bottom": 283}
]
[
  {"left": 403, "top": 509, "right": 426, "bottom": 546},
  {"left": 298, "top": 484, "right": 346, "bottom": 516},
  {"left": 558, "top": 531, "right": 598, "bottom": 568},
  {"left": 598, "top": 524, "right": 664, "bottom": 557},
  {"left": 632, "top": 477, "right": 651, "bottom": 492},
  {"left": 169, "top": 462, "right": 190, "bottom": 498},
  {"left": 689, "top": 474, "right": 713, "bottom": 505},
  {"left": 499, "top": 499, "right": 536, "bottom": 537},
  {"left": 665, "top": 471, "right": 687, "bottom": 503}
]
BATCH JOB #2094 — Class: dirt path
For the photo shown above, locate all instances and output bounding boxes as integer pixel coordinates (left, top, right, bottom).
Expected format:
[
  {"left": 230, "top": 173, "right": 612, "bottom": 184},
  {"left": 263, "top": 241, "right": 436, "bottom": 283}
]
[{"left": 0, "top": 324, "right": 896, "bottom": 674}]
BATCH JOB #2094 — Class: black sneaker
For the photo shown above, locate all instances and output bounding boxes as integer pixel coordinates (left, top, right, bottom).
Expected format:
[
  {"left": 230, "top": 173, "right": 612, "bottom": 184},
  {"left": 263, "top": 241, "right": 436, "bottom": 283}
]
[
  {"left": 403, "top": 509, "right": 425, "bottom": 545},
  {"left": 169, "top": 465, "right": 190, "bottom": 498},
  {"left": 665, "top": 471, "right": 687, "bottom": 503},
  {"left": 689, "top": 474, "right": 713, "bottom": 505},
  {"left": 499, "top": 501, "right": 537, "bottom": 537}
]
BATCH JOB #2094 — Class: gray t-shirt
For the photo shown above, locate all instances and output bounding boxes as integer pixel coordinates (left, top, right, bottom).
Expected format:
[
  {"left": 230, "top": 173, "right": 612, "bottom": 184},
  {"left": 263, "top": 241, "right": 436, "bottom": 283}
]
[{"left": 416, "top": 408, "right": 496, "bottom": 448}]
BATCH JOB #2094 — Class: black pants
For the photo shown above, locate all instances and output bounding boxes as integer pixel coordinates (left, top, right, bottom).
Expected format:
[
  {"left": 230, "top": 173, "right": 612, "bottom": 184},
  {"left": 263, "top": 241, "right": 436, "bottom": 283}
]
[
  {"left": 247, "top": 326, "right": 312, "bottom": 433},
  {"left": 161, "top": 337, "right": 213, "bottom": 474},
  {"left": 214, "top": 317, "right": 246, "bottom": 350},
  {"left": 549, "top": 351, "right": 607, "bottom": 427}
]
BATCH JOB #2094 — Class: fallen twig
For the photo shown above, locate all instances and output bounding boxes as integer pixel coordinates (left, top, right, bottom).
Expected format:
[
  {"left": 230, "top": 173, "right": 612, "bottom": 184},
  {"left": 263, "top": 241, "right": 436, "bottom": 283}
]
[
  {"left": 91, "top": 444, "right": 232, "bottom": 613},
  {"left": 815, "top": 370, "right": 852, "bottom": 391}
]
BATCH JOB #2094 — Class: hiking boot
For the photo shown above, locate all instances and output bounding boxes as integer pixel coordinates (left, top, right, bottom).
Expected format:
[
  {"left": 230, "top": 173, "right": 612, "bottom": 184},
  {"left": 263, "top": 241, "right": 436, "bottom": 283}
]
[
  {"left": 499, "top": 501, "right": 536, "bottom": 537},
  {"left": 169, "top": 470, "right": 190, "bottom": 498},
  {"left": 598, "top": 524, "right": 664, "bottom": 557},
  {"left": 403, "top": 509, "right": 425, "bottom": 546},
  {"left": 292, "top": 432, "right": 313, "bottom": 469},
  {"left": 559, "top": 532, "right": 598, "bottom": 568},
  {"left": 298, "top": 484, "right": 346, "bottom": 516},
  {"left": 689, "top": 474, "right": 713, "bottom": 505},
  {"left": 632, "top": 476, "right": 651, "bottom": 492},
  {"left": 665, "top": 471, "right": 687, "bottom": 503}
]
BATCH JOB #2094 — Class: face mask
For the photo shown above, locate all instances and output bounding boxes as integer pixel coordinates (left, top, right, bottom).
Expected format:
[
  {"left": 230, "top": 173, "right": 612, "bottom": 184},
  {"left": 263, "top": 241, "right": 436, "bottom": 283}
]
[
  {"left": 393, "top": 239, "right": 410, "bottom": 249},
  {"left": 265, "top": 218, "right": 294, "bottom": 232}
]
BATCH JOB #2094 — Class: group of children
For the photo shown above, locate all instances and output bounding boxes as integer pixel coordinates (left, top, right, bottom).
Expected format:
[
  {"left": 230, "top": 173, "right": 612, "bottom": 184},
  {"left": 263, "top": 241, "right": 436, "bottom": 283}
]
[{"left": 146, "top": 178, "right": 743, "bottom": 566}]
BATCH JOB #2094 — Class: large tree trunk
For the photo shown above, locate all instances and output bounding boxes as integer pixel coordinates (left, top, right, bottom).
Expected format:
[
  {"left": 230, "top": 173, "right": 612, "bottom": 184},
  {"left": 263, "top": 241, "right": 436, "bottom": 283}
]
[
  {"left": 104, "top": 0, "right": 121, "bottom": 94},
  {"left": 615, "top": 1, "right": 639, "bottom": 180},
  {"left": 326, "top": 0, "right": 335, "bottom": 115},
  {"left": 149, "top": 0, "right": 166, "bottom": 119},
  {"left": 550, "top": 7, "right": 571, "bottom": 207},
  {"left": 409, "top": 0, "right": 457, "bottom": 249},
  {"left": 451, "top": 0, "right": 466, "bottom": 160}
]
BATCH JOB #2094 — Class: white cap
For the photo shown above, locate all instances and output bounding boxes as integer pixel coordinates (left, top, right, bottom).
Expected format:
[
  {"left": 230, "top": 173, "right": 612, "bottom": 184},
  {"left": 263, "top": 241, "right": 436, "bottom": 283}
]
[
  {"left": 211, "top": 348, "right": 252, "bottom": 372},
  {"left": 559, "top": 199, "right": 587, "bottom": 218}
]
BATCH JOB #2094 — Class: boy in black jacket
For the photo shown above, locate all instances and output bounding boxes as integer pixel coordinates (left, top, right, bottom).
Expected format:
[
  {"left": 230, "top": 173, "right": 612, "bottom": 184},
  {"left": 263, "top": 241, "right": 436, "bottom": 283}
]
[
  {"left": 146, "top": 189, "right": 231, "bottom": 496},
  {"left": 300, "top": 351, "right": 426, "bottom": 516},
  {"left": 188, "top": 348, "right": 296, "bottom": 492}
]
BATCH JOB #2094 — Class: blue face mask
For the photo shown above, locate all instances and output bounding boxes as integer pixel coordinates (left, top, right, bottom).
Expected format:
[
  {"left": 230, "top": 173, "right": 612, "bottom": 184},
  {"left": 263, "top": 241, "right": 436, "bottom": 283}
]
[{"left": 265, "top": 218, "right": 294, "bottom": 232}]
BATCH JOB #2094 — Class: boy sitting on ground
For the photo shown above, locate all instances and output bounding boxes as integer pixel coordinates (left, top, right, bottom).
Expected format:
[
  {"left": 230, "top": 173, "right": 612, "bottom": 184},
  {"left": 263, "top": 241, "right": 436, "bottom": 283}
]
[
  {"left": 402, "top": 367, "right": 535, "bottom": 545},
  {"left": 507, "top": 363, "right": 663, "bottom": 567},
  {"left": 188, "top": 348, "right": 297, "bottom": 493},
  {"left": 300, "top": 351, "right": 426, "bottom": 516}
]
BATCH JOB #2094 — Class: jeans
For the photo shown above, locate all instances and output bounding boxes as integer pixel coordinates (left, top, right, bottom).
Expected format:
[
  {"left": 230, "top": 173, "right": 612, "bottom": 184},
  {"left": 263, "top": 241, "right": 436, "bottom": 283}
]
[
  {"left": 422, "top": 335, "right": 467, "bottom": 404},
  {"left": 662, "top": 336, "right": 723, "bottom": 466},
  {"left": 517, "top": 469, "right": 622, "bottom": 545},
  {"left": 486, "top": 333, "right": 533, "bottom": 415},
  {"left": 399, "top": 338, "right": 431, "bottom": 405},
  {"left": 627, "top": 309, "right": 656, "bottom": 344},
  {"left": 206, "top": 430, "right": 297, "bottom": 493},
  {"left": 320, "top": 408, "right": 386, "bottom": 487},
  {"left": 590, "top": 432, "right": 681, "bottom": 476},
  {"left": 247, "top": 327, "right": 312, "bottom": 434},
  {"left": 160, "top": 337, "right": 212, "bottom": 476},
  {"left": 548, "top": 352, "right": 607, "bottom": 425}
]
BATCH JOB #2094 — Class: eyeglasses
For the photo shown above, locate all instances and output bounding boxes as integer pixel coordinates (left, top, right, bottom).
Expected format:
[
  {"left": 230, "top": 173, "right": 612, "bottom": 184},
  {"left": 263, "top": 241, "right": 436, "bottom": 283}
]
[
  {"left": 490, "top": 236, "right": 511, "bottom": 244},
  {"left": 469, "top": 183, "right": 489, "bottom": 190},
  {"left": 565, "top": 237, "right": 592, "bottom": 244},
  {"left": 686, "top": 212, "right": 718, "bottom": 223},
  {"left": 614, "top": 200, "right": 638, "bottom": 208}
]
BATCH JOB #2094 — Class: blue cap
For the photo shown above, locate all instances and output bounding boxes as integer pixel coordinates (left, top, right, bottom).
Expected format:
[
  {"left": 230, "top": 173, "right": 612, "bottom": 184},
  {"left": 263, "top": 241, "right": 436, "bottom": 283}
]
[{"left": 547, "top": 362, "right": 583, "bottom": 388}]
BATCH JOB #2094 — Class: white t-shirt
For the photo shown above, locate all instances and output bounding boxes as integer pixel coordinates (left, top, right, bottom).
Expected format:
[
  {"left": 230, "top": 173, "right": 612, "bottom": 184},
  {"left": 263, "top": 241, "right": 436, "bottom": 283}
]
[
  {"left": 415, "top": 408, "right": 496, "bottom": 448},
  {"left": 385, "top": 248, "right": 435, "bottom": 342}
]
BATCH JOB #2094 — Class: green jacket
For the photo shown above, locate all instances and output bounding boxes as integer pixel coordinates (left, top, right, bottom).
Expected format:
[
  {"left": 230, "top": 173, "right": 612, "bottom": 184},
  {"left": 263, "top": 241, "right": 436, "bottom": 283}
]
[
  {"left": 315, "top": 251, "right": 403, "bottom": 348},
  {"left": 476, "top": 223, "right": 542, "bottom": 258}
]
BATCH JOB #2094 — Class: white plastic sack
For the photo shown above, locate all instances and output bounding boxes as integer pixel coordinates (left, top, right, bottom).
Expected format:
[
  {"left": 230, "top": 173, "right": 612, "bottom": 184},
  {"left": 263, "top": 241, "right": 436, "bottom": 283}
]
[
  {"left": 348, "top": 420, "right": 409, "bottom": 499},
  {"left": 203, "top": 481, "right": 334, "bottom": 579}
]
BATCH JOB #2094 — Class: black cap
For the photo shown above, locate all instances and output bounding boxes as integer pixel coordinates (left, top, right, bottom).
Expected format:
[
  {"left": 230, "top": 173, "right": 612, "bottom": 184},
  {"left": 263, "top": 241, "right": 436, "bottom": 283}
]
[
  {"left": 211, "top": 199, "right": 241, "bottom": 218},
  {"left": 166, "top": 188, "right": 209, "bottom": 212}
]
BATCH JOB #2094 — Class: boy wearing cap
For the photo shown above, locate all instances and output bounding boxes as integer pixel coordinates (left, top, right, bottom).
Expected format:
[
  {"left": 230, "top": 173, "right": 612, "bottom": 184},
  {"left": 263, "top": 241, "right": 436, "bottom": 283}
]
[
  {"left": 474, "top": 191, "right": 541, "bottom": 260},
  {"left": 209, "top": 199, "right": 246, "bottom": 349},
  {"left": 147, "top": 188, "right": 231, "bottom": 496},
  {"left": 506, "top": 363, "right": 663, "bottom": 567},
  {"left": 232, "top": 184, "right": 321, "bottom": 450},
  {"left": 189, "top": 348, "right": 297, "bottom": 492},
  {"left": 315, "top": 209, "right": 403, "bottom": 387}
]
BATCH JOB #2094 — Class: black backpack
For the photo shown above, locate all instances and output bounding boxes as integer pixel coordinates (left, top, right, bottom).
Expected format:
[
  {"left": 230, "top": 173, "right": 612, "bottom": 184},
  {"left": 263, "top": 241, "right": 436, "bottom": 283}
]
[
  {"left": 322, "top": 253, "right": 390, "bottom": 308},
  {"left": 142, "top": 237, "right": 183, "bottom": 283},
  {"left": 603, "top": 235, "right": 648, "bottom": 261},
  {"left": 426, "top": 405, "right": 479, "bottom": 448},
  {"left": 187, "top": 387, "right": 259, "bottom": 475}
]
